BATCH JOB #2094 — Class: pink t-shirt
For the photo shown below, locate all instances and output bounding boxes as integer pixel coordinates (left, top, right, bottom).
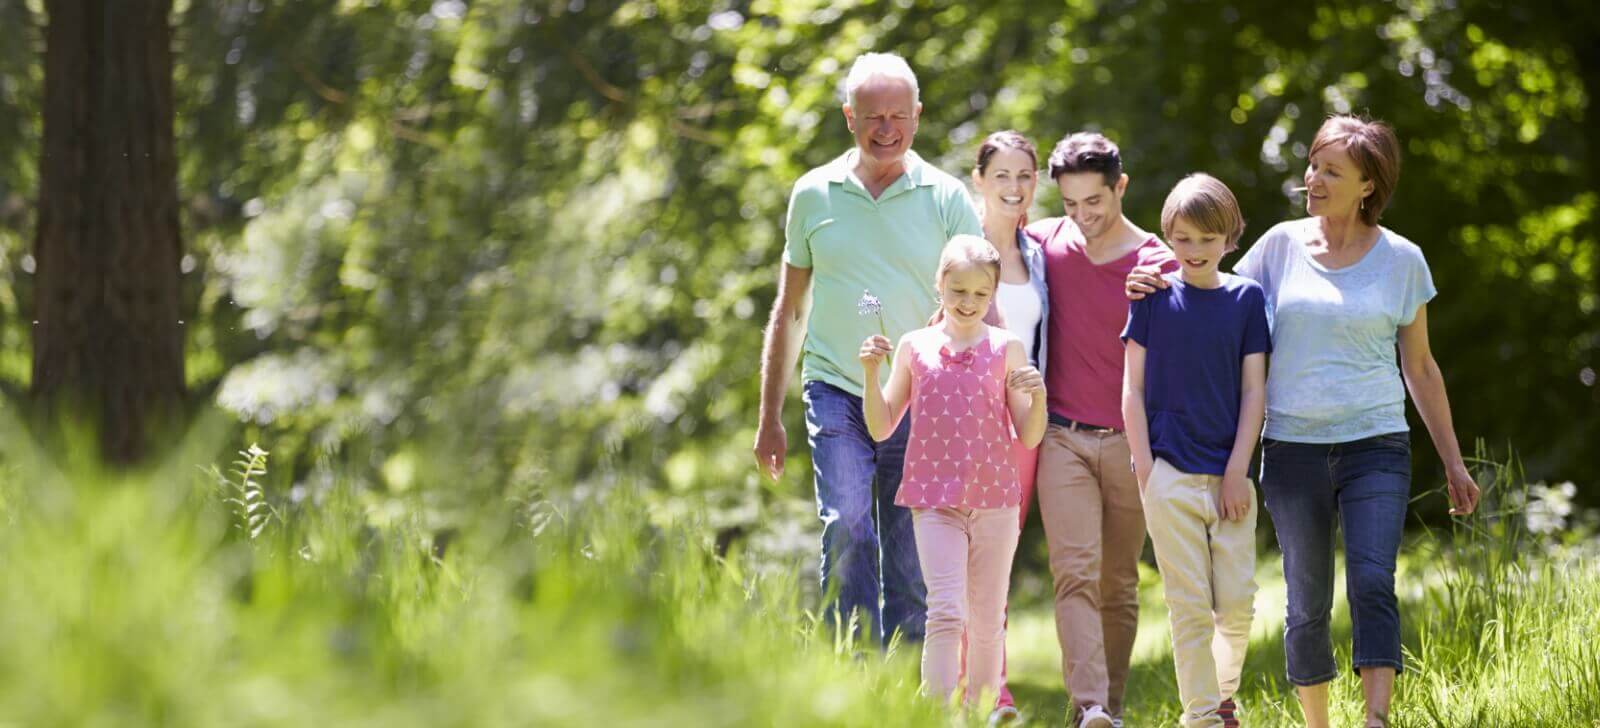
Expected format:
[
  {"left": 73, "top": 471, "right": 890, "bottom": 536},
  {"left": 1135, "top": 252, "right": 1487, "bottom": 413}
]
[
  {"left": 896, "top": 327, "right": 1021, "bottom": 510},
  {"left": 1027, "top": 217, "right": 1178, "bottom": 430}
]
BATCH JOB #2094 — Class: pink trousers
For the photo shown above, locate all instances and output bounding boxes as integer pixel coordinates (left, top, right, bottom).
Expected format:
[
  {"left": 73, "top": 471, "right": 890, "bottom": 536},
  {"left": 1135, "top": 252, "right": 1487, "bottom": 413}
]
[{"left": 914, "top": 505, "right": 1021, "bottom": 703}]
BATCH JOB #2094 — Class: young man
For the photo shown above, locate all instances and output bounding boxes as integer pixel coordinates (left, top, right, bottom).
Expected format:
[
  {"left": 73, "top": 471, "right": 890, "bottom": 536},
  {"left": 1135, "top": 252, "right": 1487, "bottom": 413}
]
[
  {"left": 1123, "top": 174, "right": 1268, "bottom": 728},
  {"left": 1025, "top": 132, "right": 1178, "bottom": 728},
  {"left": 753, "top": 52, "right": 983, "bottom": 646}
]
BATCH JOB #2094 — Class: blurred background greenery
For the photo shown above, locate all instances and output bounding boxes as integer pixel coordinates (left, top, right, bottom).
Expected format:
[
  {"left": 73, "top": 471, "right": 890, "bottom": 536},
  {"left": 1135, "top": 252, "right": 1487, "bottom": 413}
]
[
  {"left": 0, "top": 0, "right": 1595, "bottom": 611},
  {"left": 0, "top": 1, "right": 1597, "bottom": 725}
]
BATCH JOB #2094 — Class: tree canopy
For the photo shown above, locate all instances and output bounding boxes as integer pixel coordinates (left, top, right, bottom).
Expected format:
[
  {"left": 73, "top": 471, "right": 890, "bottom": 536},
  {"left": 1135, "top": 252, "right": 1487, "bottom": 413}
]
[{"left": 0, "top": 0, "right": 1593, "bottom": 562}]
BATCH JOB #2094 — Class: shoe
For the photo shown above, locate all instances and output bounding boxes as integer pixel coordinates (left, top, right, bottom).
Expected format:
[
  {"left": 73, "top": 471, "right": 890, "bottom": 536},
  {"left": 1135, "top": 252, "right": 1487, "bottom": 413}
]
[
  {"left": 988, "top": 705, "right": 1020, "bottom": 726},
  {"left": 1111, "top": 720, "right": 1124, "bottom": 728},
  {"left": 1217, "top": 697, "right": 1240, "bottom": 728},
  {"left": 1079, "top": 704, "right": 1113, "bottom": 728}
]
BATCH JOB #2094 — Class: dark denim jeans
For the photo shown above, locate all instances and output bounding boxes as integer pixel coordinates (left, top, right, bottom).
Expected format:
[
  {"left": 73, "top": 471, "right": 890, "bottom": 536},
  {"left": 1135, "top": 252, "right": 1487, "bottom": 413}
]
[
  {"left": 802, "top": 380, "right": 926, "bottom": 647},
  {"left": 1259, "top": 431, "right": 1411, "bottom": 686}
]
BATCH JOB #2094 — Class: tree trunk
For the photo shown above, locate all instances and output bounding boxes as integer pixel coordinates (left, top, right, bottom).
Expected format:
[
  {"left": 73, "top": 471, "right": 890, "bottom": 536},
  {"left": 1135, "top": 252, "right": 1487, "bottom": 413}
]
[{"left": 34, "top": 0, "right": 184, "bottom": 464}]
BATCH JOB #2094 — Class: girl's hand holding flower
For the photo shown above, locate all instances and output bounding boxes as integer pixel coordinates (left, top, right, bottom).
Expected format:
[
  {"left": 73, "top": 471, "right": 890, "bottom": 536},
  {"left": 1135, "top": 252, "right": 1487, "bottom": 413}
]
[{"left": 860, "top": 335, "right": 893, "bottom": 371}]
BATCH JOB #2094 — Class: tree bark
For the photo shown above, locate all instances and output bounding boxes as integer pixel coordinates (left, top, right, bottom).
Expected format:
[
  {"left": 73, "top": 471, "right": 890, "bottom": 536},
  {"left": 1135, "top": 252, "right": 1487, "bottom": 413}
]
[{"left": 34, "top": 0, "right": 184, "bottom": 464}]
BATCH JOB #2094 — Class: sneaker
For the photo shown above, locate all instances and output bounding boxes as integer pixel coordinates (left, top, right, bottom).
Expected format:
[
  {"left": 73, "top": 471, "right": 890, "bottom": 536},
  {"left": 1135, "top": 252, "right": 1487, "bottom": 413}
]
[
  {"left": 1111, "top": 720, "right": 1124, "bottom": 728},
  {"left": 1217, "top": 697, "right": 1240, "bottom": 728},
  {"left": 987, "top": 705, "right": 1020, "bottom": 726},
  {"left": 1079, "top": 704, "right": 1113, "bottom": 728}
]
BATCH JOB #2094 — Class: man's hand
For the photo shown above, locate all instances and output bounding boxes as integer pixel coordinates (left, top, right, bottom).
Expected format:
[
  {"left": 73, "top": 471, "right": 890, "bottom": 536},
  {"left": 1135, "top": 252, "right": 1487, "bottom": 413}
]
[
  {"left": 1125, "top": 263, "right": 1169, "bottom": 301},
  {"left": 753, "top": 420, "right": 787, "bottom": 481}
]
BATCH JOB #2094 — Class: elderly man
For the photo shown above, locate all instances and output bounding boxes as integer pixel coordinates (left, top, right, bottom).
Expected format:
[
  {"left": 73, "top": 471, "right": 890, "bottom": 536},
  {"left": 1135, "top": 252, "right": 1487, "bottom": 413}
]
[{"left": 754, "top": 52, "right": 982, "bottom": 647}]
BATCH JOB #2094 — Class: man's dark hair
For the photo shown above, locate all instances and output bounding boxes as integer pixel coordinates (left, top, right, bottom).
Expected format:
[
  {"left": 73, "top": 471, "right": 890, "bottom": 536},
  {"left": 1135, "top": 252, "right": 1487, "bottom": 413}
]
[{"left": 1047, "top": 132, "right": 1122, "bottom": 188}]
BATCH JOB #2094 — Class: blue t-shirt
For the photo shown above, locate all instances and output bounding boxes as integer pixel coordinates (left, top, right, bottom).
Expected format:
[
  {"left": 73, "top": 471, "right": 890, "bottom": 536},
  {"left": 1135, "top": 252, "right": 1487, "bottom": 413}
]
[{"left": 1121, "top": 273, "right": 1272, "bottom": 475}]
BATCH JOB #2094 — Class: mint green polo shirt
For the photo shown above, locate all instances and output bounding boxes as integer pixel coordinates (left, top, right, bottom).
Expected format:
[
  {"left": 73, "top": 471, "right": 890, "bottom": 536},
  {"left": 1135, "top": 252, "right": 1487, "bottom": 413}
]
[{"left": 783, "top": 149, "right": 983, "bottom": 397}]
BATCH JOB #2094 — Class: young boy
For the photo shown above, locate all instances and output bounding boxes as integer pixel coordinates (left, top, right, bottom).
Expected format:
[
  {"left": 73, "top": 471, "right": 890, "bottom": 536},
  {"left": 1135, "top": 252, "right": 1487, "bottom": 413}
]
[{"left": 1121, "top": 174, "right": 1270, "bottom": 728}]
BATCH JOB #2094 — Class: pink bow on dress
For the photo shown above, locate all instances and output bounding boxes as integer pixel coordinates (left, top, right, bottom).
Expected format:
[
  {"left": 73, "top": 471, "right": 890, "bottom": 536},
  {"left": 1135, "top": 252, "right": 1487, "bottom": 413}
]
[{"left": 939, "top": 345, "right": 977, "bottom": 369}]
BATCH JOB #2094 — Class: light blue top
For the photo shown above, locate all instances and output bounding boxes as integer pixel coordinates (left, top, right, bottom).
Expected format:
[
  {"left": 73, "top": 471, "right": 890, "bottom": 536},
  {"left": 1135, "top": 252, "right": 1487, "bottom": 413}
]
[{"left": 1233, "top": 219, "right": 1437, "bottom": 443}]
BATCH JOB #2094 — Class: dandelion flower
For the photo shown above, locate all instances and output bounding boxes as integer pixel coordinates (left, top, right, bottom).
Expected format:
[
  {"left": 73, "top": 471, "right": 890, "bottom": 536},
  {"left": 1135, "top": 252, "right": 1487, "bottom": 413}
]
[{"left": 858, "top": 289, "right": 891, "bottom": 367}]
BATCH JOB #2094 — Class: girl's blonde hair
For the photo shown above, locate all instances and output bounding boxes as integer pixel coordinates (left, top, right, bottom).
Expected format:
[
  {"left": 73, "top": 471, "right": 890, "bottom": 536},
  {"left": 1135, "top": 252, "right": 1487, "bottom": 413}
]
[
  {"left": 1160, "top": 173, "right": 1246, "bottom": 251},
  {"left": 936, "top": 234, "right": 1002, "bottom": 286}
]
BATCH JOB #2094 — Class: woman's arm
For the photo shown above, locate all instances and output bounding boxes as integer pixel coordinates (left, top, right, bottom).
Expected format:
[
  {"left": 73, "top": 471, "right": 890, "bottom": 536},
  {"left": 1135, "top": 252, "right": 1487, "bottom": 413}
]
[
  {"left": 1398, "top": 304, "right": 1481, "bottom": 515},
  {"left": 1121, "top": 340, "right": 1154, "bottom": 489},
  {"left": 862, "top": 337, "right": 915, "bottom": 442},
  {"left": 1004, "top": 339, "right": 1048, "bottom": 448}
]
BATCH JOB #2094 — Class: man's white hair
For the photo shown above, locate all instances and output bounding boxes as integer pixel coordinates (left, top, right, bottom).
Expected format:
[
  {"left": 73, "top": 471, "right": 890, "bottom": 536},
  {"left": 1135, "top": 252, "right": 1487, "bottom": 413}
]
[{"left": 842, "top": 52, "right": 919, "bottom": 107}]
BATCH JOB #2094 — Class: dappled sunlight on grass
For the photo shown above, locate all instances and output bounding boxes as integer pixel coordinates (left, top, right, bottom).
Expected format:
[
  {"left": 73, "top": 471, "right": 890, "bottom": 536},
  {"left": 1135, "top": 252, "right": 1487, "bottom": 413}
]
[
  {"left": 1003, "top": 533, "right": 1599, "bottom": 727},
  {"left": 0, "top": 409, "right": 1592, "bottom": 726}
]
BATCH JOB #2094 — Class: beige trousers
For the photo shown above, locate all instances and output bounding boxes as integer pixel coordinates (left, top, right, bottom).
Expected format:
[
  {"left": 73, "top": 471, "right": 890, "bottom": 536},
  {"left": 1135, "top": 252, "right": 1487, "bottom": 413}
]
[
  {"left": 1035, "top": 425, "right": 1145, "bottom": 715},
  {"left": 1144, "top": 458, "right": 1258, "bottom": 728}
]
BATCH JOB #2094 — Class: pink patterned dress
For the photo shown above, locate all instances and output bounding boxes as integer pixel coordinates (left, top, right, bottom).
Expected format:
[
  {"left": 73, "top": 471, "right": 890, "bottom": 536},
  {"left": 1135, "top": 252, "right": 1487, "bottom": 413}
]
[{"left": 895, "top": 327, "right": 1021, "bottom": 510}]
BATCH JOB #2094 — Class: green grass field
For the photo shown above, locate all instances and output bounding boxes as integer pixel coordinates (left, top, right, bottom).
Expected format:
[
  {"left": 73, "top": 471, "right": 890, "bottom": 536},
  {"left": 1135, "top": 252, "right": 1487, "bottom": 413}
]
[{"left": 0, "top": 432, "right": 1594, "bottom": 726}]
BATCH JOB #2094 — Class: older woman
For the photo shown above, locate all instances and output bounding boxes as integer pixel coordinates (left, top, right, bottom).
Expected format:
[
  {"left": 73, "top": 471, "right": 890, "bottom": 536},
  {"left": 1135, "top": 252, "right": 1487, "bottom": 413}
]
[{"left": 1129, "top": 115, "right": 1480, "bottom": 728}]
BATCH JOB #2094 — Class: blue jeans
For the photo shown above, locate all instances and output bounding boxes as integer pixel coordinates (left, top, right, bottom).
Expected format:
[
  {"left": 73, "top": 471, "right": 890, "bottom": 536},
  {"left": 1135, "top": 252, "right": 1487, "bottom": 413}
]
[
  {"left": 802, "top": 380, "right": 926, "bottom": 646},
  {"left": 1259, "top": 432, "right": 1411, "bottom": 686}
]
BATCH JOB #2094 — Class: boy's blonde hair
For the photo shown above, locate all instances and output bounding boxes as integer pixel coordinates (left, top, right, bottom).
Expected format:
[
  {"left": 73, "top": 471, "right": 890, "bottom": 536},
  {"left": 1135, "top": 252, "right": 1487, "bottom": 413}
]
[
  {"left": 936, "top": 234, "right": 1002, "bottom": 287},
  {"left": 1160, "top": 173, "right": 1246, "bottom": 252}
]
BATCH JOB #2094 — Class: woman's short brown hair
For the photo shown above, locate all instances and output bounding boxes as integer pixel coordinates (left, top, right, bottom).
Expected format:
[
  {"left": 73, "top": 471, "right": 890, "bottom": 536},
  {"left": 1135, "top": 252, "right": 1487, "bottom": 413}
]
[{"left": 1309, "top": 115, "right": 1400, "bottom": 227}]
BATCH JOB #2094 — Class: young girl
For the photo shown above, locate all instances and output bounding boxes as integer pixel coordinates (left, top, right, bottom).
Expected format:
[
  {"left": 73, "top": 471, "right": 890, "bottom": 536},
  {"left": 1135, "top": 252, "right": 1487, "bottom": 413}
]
[{"left": 860, "top": 235, "right": 1048, "bottom": 710}]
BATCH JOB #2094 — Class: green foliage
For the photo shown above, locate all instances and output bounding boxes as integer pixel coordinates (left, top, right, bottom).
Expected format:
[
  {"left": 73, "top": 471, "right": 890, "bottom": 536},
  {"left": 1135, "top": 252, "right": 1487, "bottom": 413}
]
[
  {"left": 1, "top": 3, "right": 1596, "bottom": 721},
  {"left": 0, "top": 428, "right": 957, "bottom": 726},
  {"left": 0, "top": 1, "right": 1594, "bottom": 564},
  {"left": 207, "top": 443, "right": 276, "bottom": 540},
  {"left": 0, "top": 426, "right": 1596, "bottom": 724},
  {"left": 1001, "top": 450, "right": 1600, "bottom": 726}
]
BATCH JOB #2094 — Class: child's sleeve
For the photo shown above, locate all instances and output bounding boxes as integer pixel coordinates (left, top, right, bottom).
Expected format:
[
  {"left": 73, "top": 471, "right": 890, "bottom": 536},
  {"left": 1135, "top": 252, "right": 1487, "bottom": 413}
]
[
  {"left": 1121, "top": 296, "right": 1151, "bottom": 347},
  {"left": 1243, "top": 285, "right": 1272, "bottom": 355}
]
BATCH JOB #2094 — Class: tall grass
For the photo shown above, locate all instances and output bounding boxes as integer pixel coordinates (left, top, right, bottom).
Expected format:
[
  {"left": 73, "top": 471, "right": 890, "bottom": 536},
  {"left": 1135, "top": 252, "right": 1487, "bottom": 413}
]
[
  {"left": 1396, "top": 452, "right": 1600, "bottom": 727},
  {"left": 1001, "top": 448, "right": 1600, "bottom": 727},
  {"left": 0, "top": 422, "right": 954, "bottom": 726},
  {"left": 0, "top": 422, "right": 1593, "bottom": 726}
]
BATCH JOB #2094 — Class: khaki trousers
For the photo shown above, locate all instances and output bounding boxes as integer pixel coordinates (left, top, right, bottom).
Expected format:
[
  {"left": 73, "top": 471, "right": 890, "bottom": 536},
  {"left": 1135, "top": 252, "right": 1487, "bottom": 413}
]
[
  {"left": 1035, "top": 425, "right": 1145, "bottom": 716},
  {"left": 1144, "top": 458, "right": 1258, "bottom": 728}
]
